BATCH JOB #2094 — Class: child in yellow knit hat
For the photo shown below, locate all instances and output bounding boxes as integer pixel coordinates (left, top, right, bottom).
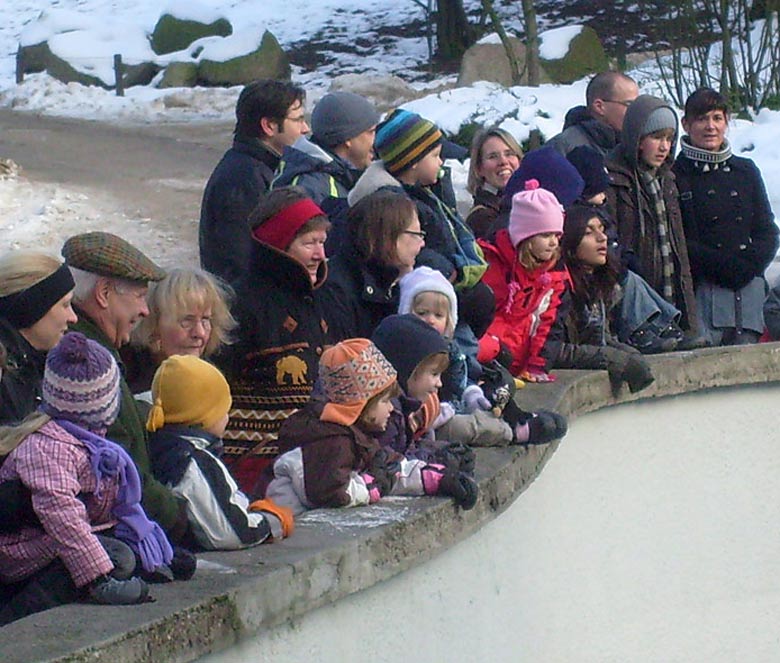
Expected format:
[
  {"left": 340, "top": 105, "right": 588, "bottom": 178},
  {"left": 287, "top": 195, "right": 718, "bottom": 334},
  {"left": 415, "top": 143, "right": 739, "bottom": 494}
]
[{"left": 146, "top": 355, "right": 293, "bottom": 550}]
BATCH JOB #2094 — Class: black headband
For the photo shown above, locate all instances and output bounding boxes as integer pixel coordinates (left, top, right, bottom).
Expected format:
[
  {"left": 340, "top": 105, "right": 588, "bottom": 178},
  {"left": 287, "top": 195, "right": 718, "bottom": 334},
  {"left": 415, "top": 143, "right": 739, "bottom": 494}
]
[{"left": 0, "top": 264, "right": 75, "bottom": 329}]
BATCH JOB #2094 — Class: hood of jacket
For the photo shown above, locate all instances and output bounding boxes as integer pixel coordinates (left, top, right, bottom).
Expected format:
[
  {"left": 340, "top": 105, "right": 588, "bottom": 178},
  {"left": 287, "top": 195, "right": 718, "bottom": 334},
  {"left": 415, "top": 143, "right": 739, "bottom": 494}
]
[
  {"left": 620, "top": 95, "right": 678, "bottom": 170},
  {"left": 276, "top": 138, "right": 357, "bottom": 186},
  {"left": 247, "top": 237, "right": 327, "bottom": 294},
  {"left": 347, "top": 160, "right": 402, "bottom": 207}
]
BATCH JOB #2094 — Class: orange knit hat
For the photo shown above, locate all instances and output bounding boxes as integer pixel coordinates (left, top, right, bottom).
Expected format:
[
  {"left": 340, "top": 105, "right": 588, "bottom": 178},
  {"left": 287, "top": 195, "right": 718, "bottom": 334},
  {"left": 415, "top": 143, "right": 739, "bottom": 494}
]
[{"left": 318, "top": 339, "right": 397, "bottom": 426}]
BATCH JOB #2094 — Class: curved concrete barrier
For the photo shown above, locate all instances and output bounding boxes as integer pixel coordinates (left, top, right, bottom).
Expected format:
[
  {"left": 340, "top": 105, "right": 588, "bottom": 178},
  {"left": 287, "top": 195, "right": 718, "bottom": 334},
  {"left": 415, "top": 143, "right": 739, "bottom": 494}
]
[{"left": 4, "top": 344, "right": 780, "bottom": 662}]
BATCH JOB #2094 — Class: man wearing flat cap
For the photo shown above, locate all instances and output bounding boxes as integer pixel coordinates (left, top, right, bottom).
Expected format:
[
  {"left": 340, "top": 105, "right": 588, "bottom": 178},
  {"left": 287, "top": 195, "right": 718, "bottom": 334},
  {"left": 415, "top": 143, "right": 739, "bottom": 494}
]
[{"left": 63, "top": 231, "right": 189, "bottom": 542}]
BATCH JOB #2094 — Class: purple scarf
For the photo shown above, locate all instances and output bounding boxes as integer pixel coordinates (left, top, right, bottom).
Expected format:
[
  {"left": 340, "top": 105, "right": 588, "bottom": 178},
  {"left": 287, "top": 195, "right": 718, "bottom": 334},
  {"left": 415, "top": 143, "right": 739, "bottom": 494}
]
[{"left": 55, "top": 419, "right": 173, "bottom": 572}]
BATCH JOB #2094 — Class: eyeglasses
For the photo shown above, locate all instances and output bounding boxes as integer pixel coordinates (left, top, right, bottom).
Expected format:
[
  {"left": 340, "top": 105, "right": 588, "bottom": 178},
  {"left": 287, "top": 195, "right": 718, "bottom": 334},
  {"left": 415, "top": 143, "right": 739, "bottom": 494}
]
[
  {"left": 603, "top": 99, "right": 633, "bottom": 108},
  {"left": 402, "top": 230, "right": 426, "bottom": 240},
  {"left": 178, "top": 316, "right": 212, "bottom": 331}
]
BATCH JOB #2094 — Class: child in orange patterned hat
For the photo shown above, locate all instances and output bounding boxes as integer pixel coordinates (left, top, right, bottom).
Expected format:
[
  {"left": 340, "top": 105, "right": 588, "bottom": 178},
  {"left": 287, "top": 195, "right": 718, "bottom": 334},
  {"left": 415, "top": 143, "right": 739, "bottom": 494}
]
[{"left": 264, "top": 339, "right": 478, "bottom": 514}]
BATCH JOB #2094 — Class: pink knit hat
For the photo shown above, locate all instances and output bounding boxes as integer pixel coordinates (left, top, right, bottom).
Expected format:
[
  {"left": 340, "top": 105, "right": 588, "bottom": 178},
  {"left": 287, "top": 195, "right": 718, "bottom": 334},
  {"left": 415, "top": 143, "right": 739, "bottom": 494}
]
[{"left": 508, "top": 179, "right": 565, "bottom": 247}]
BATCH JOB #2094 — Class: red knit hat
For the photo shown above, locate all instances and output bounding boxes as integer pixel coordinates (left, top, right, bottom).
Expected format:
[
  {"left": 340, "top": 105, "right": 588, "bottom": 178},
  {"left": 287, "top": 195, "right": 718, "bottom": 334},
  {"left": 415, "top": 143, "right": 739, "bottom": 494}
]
[
  {"left": 319, "top": 339, "right": 397, "bottom": 426},
  {"left": 251, "top": 198, "right": 325, "bottom": 251}
]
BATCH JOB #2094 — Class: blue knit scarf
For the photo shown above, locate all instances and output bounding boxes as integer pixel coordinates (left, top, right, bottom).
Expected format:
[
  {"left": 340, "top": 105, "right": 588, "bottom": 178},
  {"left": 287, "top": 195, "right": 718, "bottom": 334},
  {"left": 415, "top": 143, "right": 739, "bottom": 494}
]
[{"left": 55, "top": 419, "right": 173, "bottom": 572}]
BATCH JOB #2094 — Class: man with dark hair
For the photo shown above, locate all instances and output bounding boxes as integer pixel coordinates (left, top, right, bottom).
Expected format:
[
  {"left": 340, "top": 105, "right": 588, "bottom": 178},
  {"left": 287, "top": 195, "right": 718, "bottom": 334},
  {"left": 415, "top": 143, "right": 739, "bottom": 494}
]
[
  {"left": 272, "top": 91, "right": 380, "bottom": 206},
  {"left": 547, "top": 71, "right": 639, "bottom": 156},
  {"left": 199, "top": 79, "right": 308, "bottom": 285}
]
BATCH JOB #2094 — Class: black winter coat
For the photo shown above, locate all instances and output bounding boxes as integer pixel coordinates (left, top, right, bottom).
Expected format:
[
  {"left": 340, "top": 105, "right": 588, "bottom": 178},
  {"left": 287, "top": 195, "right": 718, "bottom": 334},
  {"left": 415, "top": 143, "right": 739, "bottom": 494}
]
[
  {"left": 316, "top": 250, "right": 401, "bottom": 343},
  {"left": 466, "top": 186, "right": 502, "bottom": 240},
  {"left": 217, "top": 239, "right": 330, "bottom": 494},
  {"left": 0, "top": 318, "right": 46, "bottom": 425},
  {"left": 673, "top": 151, "right": 778, "bottom": 290},
  {"left": 199, "top": 136, "right": 280, "bottom": 286}
]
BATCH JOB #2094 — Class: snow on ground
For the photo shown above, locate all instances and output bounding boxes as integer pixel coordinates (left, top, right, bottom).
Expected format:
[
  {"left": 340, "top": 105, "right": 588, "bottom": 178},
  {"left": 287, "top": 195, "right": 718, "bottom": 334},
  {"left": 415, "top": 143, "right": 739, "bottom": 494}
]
[{"left": 1, "top": 0, "right": 780, "bottom": 279}]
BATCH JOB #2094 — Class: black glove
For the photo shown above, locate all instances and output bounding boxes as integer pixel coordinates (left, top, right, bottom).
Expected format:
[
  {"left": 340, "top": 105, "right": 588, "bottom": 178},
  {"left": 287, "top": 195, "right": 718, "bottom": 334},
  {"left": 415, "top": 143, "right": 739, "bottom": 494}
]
[
  {"left": 367, "top": 449, "right": 399, "bottom": 497},
  {"left": 603, "top": 347, "right": 654, "bottom": 395},
  {"left": 87, "top": 575, "right": 150, "bottom": 605},
  {"left": 432, "top": 441, "right": 476, "bottom": 476}
]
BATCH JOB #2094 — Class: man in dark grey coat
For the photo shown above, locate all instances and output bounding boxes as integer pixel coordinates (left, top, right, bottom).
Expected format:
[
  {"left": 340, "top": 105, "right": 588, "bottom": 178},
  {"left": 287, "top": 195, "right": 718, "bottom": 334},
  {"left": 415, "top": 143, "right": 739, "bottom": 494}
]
[
  {"left": 199, "top": 80, "right": 308, "bottom": 286},
  {"left": 547, "top": 71, "right": 639, "bottom": 157}
]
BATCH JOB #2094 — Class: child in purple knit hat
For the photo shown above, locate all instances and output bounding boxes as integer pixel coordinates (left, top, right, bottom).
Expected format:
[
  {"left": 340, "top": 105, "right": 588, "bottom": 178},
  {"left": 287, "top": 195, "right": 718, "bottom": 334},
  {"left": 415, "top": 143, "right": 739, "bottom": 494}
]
[{"left": 0, "top": 332, "right": 183, "bottom": 626}]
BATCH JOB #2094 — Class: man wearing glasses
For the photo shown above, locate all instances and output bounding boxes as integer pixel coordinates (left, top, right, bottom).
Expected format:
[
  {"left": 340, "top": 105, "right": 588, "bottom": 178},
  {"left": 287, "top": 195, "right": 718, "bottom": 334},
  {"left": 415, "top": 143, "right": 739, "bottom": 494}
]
[
  {"left": 547, "top": 71, "right": 639, "bottom": 157},
  {"left": 200, "top": 79, "right": 309, "bottom": 286}
]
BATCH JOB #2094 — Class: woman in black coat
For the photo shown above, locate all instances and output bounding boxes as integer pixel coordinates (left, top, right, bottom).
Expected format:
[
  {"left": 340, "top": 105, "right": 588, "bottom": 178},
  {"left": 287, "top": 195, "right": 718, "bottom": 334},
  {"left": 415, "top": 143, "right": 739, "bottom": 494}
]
[
  {"left": 217, "top": 187, "right": 331, "bottom": 495},
  {"left": 673, "top": 88, "right": 779, "bottom": 345},
  {"left": 317, "top": 189, "right": 426, "bottom": 341}
]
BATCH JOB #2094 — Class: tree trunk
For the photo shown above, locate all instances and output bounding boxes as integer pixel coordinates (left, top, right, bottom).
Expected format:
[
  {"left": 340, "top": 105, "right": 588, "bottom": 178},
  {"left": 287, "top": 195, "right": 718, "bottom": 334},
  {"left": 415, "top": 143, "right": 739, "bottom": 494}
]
[
  {"left": 521, "top": 0, "right": 540, "bottom": 86},
  {"left": 436, "top": 0, "right": 475, "bottom": 60},
  {"left": 481, "top": 0, "right": 523, "bottom": 84}
]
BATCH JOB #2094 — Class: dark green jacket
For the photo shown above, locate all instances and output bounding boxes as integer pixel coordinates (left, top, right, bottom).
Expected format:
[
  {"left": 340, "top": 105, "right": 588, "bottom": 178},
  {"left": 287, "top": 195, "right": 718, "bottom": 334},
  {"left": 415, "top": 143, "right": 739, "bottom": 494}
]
[{"left": 71, "top": 311, "right": 180, "bottom": 532}]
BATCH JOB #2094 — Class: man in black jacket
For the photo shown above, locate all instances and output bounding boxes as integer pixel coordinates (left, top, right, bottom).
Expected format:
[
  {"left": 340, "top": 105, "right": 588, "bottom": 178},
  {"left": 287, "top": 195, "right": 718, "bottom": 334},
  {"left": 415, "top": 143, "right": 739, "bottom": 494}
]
[
  {"left": 199, "top": 79, "right": 308, "bottom": 286},
  {"left": 547, "top": 71, "right": 639, "bottom": 157}
]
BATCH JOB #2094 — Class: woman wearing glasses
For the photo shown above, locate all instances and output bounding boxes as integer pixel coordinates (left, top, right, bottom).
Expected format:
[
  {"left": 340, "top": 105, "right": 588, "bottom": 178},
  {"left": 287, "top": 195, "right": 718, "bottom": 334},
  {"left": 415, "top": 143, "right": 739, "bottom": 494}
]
[
  {"left": 465, "top": 127, "right": 523, "bottom": 240},
  {"left": 122, "top": 267, "right": 235, "bottom": 396},
  {"left": 318, "top": 188, "right": 426, "bottom": 342}
]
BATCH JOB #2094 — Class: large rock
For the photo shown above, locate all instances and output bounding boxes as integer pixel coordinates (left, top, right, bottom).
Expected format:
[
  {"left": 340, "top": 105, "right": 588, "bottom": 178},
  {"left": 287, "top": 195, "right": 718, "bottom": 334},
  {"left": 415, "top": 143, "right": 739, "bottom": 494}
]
[
  {"left": 329, "top": 74, "right": 417, "bottom": 110},
  {"left": 158, "top": 61, "right": 199, "bottom": 88},
  {"left": 16, "top": 41, "right": 52, "bottom": 75},
  {"left": 457, "top": 37, "right": 551, "bottom": 87},
  {"left": 540, "top": 26, "right": 608, "bottom": 84},
  {"left": 151, "top": 13, "right": 232, "bottom": 55},
  {"left": 197, "top": 30, "right": 290, "bottom": 86}
]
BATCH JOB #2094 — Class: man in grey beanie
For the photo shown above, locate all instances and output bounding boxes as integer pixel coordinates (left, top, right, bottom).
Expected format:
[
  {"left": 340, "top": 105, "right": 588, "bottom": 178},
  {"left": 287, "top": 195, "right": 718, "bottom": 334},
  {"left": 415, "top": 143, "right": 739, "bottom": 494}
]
[{"left": 272, "top": 91, "right": 380, "bottom": 205}]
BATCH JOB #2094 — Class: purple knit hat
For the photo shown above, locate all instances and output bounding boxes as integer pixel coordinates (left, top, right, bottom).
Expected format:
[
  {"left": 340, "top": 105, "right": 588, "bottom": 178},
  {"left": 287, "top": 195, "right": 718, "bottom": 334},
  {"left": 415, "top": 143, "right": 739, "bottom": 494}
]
[
  {"left": 508, "top": 179, "right": 565, "bottom": 247},
  {"left": 41, "top": 332, "right": 120, "bottom": 430}
]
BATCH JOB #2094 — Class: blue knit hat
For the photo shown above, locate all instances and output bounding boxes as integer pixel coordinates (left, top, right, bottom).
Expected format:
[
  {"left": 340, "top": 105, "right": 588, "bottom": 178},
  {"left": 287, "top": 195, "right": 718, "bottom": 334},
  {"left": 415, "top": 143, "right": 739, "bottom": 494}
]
[
  {"left": 503, "top": 145, "right": 584, "bottom": 209},
  {"left": 374, "top": 109, "right": 443, "bottom": 175},
  {"left": 566, "top": 145, "right": 609, "bottom": 200},
  {"left": 41, "top": 332, "right": 120, "bottom": 431},
  {"left": 372, "top": 314, "right": 448, "bottom": 392}
]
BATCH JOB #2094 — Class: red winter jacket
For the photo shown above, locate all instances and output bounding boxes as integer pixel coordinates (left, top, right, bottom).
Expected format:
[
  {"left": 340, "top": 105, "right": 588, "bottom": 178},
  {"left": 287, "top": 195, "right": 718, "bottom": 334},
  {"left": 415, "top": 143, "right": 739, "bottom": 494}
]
[{"left": 478, "top": 229, "right": 571, "bottom": 376}]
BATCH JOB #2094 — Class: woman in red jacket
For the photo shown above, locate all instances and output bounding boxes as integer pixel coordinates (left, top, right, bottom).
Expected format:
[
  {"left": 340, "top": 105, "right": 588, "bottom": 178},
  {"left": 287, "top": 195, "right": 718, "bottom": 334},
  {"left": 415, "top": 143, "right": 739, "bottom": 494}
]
[{"left": 478, "top": 179, "right": 571, "bottom": 382}]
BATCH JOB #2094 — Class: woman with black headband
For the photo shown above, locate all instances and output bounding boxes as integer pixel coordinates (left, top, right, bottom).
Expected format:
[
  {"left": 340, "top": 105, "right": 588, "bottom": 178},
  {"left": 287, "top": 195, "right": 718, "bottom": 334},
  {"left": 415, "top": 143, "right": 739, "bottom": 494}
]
[{"left": 0, "top": 252, "right": 77, "bottom": 424}]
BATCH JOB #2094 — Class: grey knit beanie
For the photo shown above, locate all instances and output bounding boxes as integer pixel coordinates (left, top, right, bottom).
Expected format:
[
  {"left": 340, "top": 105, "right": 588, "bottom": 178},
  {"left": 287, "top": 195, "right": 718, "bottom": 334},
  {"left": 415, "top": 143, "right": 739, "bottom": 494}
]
[
  {"left": 642, "top": 107, "right": 677, "bottom": 136},
  {"left": 311, "top": 92, "right": 380, "bottom": 148}
]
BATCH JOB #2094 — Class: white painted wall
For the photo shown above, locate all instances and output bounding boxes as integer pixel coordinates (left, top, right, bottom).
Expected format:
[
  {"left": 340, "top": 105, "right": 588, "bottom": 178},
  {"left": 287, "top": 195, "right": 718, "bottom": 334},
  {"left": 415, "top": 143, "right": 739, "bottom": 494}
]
[{"left": 200, "top": 384, "right": 780, "bottom": 663}]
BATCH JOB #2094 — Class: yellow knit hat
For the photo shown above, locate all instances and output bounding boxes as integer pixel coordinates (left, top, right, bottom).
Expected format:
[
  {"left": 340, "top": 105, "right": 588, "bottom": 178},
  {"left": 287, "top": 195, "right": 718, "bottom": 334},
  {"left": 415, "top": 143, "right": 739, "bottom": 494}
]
[{"left": 146, "top": 355, "right": 232, "bottom": 433}]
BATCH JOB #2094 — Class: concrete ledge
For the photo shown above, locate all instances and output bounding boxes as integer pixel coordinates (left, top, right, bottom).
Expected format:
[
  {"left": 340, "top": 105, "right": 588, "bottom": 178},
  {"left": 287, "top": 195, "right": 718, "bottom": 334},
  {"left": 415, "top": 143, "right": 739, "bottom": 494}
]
[{"left": 4, "top": 343, "right": 780, "bottom": 662}]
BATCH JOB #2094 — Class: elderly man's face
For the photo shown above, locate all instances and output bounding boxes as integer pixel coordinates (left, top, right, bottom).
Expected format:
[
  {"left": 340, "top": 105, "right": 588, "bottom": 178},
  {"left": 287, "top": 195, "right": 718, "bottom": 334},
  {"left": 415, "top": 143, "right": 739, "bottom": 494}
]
[{"left": 105, "top": 280, "right": 149, "bottom": 348}]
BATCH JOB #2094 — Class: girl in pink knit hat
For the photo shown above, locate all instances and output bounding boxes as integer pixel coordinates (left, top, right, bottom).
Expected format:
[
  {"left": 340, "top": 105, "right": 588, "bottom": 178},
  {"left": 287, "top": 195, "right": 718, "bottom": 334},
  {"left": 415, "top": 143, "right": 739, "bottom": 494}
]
[{"left": 478, "top": 179, "right": 572, "bottom": 385}]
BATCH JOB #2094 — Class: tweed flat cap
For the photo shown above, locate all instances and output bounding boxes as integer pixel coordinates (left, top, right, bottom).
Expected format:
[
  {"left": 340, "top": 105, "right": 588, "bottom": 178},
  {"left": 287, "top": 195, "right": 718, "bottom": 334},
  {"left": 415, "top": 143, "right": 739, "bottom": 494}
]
[{"left": 62, "top": 232, "right": 165, "bottom": 282}]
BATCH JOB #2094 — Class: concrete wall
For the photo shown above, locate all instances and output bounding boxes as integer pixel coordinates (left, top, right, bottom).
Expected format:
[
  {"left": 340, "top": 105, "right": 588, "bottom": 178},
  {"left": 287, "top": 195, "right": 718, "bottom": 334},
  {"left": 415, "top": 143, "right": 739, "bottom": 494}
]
[
  {"left": 200, "top": 384, "right": 780, "bottom": 663},
  {"left": 6, "top": 345, "right": 780, "bottom": 663}
]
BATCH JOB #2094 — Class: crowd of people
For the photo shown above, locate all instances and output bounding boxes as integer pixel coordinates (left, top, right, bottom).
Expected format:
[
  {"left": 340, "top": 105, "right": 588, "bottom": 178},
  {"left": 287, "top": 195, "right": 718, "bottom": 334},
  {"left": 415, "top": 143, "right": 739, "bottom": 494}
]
[{"left": 0, "top": 70, "right": 776, "bottom": 625}]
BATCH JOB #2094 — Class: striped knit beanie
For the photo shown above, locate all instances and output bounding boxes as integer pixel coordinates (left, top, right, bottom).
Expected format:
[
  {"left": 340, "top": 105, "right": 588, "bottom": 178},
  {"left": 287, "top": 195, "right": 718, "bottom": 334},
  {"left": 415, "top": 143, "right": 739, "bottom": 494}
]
[
  {"left": 319, "top": 339, "right": 397, "bottom": 426},
  {"left": 41, "top": 332, "right": 120, "bottom": 431},
  {"left": 374, "top": 109, "right": 443, "bottom": 175}
]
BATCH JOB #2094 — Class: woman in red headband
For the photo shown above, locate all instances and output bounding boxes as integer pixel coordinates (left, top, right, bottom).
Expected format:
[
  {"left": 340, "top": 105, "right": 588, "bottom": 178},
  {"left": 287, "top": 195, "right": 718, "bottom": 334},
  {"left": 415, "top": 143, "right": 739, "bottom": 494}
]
[{"left": 216, "top": 186, "right": 332, "bottom": 496}]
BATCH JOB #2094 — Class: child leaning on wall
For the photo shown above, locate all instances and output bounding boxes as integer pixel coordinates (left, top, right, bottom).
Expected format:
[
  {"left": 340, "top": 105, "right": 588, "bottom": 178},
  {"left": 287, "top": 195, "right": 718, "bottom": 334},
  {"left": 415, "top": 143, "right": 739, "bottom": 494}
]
[
  {"left": 146, "top": 355, "right": 293, "bottom": 550},
  {"left": 264, "top": 339, "right": 478, "bottom": 514},
  {"left": 397, "top": 268, "right": 567, "bottom": 446}
]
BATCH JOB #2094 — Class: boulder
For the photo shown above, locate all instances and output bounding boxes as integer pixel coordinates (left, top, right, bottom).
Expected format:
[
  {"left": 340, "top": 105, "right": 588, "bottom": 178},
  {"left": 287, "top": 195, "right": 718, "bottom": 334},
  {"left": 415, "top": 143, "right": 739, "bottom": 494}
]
[
  {"left": 540, "top": 26, "right": 608, "bottom": 84},
  {"left": 122, "top": 62, "right": 162, "bottom": 88},
  {"left": 197, "top": 30, "right": 290, "bottom": 86},
  {"left": 16, "top": 41, "right": 52, "bottom": 75},
  {"left": 151, "top": 13, "right": 232, "bottom": 55},
  {"left": 158, "top": 61, "right": 199, "bottom": 88},
  {"left": 457, "top": 37, "right": 551, "bottom": 87},
  {"left": 44, "top": 50, "right": 107, "bottom": 88},
  {"left": 329, "top": 74, "right": 417, "bottom": 110}
]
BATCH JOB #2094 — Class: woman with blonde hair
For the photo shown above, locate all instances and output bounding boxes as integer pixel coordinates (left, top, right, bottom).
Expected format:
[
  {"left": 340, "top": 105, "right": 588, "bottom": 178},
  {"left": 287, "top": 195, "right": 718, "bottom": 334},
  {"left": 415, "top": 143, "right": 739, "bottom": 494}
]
[
  {"left": 121, "top": 267, "right": 236, "bottom": 394},
  {"left": 465, "top": 127, "right": 522, "bottom": 239},
  {"left": 0, "top": 251, "right": 77, "bottom": 424}
]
